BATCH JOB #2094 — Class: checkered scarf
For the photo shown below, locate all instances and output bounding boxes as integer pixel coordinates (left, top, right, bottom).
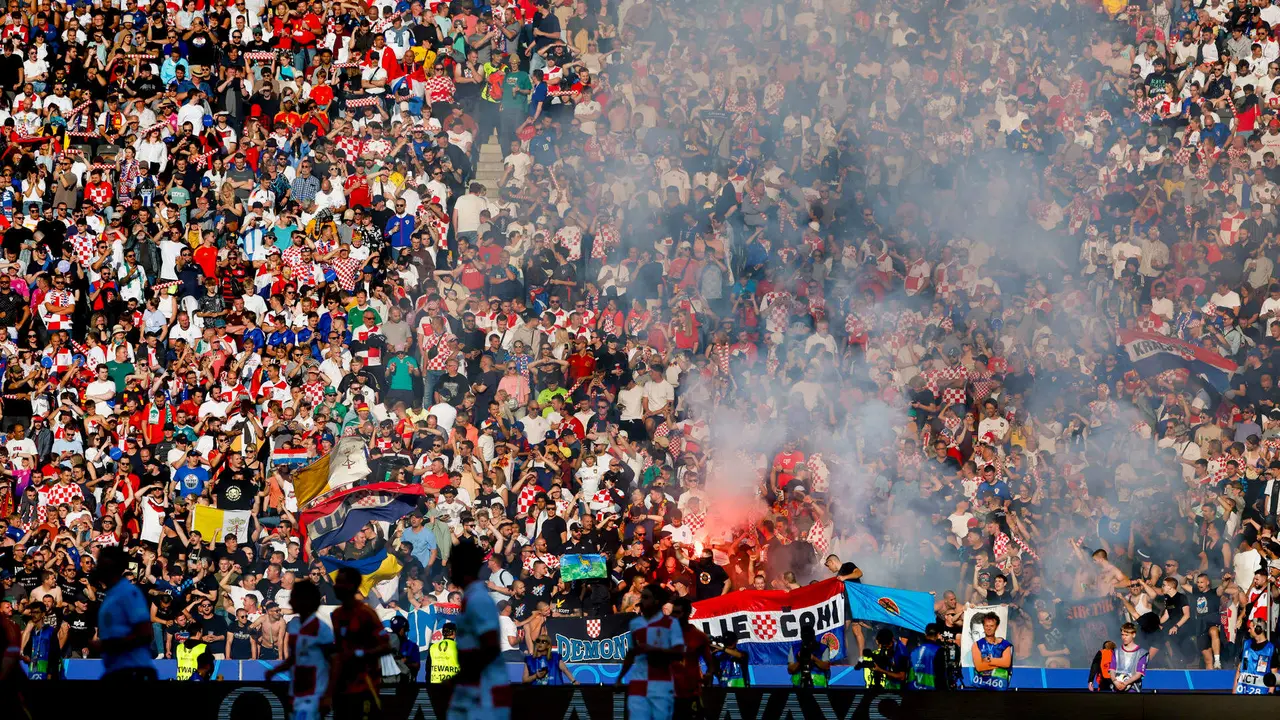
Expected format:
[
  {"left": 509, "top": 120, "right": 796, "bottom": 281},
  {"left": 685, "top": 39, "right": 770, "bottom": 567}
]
[
  {"left": 515, "top": 484, "right": 540, "bottom": 516},
  {"left": 806, "top": 519, "right": 831, "bottom": 556},
  {"left": 686, "top": 511, "right": 706, "bottom": 534}
]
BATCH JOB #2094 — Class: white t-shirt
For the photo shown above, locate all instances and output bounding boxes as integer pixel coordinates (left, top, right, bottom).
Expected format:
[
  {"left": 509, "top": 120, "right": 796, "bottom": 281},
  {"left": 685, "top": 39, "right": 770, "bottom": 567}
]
[
  {"left": 1211, "top": 290, "right": 1242, "bottom": 309},
  {"left": 498, "top": 614, "right": 519, "bottom": 653},
  {"left": 6, "top": 437, "right": 36, "bottom": 459},
  {"left": 643, "top": 380, "right": 675, "bottom": 414},
  {"left": 228, "top": 586, "right": 264, "bottom": 610},
  {"left": 140, "top": 497, "right": 166, "bottom": 544},
  {"left": 1261, "top": 296, "right": 1280, "bottom": 332},
  {"left": 159, "top": 240, "right": 186, "bottom": 280},
  {"left": 488, "top": 568, "right": 514, "bottom": 603},
  {"left": 575, "top": 461, "right": 605, "bottom": 498},
  {"left": 618, "top": 385, "right": 645, "bottom": 421},
  {"left": 453, "top": 194, "right": 488, "bottom": 234},
  {"left": 661, "top": 522, "right": 694, "bottom": 546},
  {"left": 520, "top": 413, "right": 551, "bottom": 444},
  {"left": 977, "top": 416, "right": 1011, "bottom": 443},
  {"left": 86, "top": 379, "right": 116, "bottom": 416},
  {"left": 427, "top": 402, "right": 458, "bottom": 432},
  {"left": 504, "top": 152, "right": 533, "bottom": 184}
]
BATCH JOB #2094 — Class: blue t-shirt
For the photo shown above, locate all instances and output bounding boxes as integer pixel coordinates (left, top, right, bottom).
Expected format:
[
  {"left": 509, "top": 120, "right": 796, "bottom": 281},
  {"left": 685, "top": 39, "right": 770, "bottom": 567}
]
[
  {"left": 529, "top": 82, "right": 548, "bottom": 116},
  {"left": 976, "top": 480, "right": 1011, "bottom": 502},
  {"left": 99, "top": 580, "right": 157, "bottom": 675},
  {"left": 531, "top": 131, "right": 556, "bottom": 166},
  {"left": 174, "top": 466, "right": 210, "bottom": 496},
  {"left": 525, "top": 651, "right": 567, "bottom": 685},
  {"left": 401, "top": 525, "right": 438, "bottom": 569}
]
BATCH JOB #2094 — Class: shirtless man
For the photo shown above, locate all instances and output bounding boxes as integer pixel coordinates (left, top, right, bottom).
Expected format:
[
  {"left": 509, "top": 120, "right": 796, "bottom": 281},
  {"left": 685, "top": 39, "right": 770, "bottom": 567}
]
[
  {"left": 28, "top": 571, "right": 63, "bottom": 608},
  {"left": 935, "top": 590, "right": 966, "bottom": 640},
  {"left": 1075, "top": 543, "right": 1128, "bottom": 596},
  {"left": 253, "top": 601, "right": 288, "bottom": 660}
]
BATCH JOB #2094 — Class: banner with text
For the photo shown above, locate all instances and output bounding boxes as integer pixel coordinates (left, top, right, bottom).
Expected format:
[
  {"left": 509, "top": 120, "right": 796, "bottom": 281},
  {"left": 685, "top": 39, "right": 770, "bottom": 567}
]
[
  {"left": 545, "top": 614, "right": 636, "bottom": 663},
  {"left": 688, "top": 578, "right": 846, "bottom": 665}
]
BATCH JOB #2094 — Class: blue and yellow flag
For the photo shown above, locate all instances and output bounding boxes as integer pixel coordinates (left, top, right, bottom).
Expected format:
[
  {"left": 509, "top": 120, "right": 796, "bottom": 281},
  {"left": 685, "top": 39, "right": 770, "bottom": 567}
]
[{"left": 318, "top": 548, "right": 403, "bottom": 596}]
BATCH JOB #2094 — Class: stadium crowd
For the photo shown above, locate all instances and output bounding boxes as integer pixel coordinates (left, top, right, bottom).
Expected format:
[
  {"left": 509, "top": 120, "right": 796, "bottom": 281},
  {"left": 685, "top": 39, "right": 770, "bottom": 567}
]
[{"left": 5, "top": 0, "right": 1280, "bottom": 689}]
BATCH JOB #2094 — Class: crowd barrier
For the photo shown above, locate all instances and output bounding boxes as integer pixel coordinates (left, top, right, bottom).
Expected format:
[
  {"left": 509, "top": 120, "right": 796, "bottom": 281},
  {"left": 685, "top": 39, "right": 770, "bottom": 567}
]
[
  {"left": 53, "top": 659, "right": 1240, "bottom": 690},
  {"left": 4, "top": 682, "right": 1275, "bottom": 720}
]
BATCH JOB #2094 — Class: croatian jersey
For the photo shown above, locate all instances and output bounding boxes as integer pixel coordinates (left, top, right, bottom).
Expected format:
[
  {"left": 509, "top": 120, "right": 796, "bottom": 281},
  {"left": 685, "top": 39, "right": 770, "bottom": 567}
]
[
  {"left": 450, "top": 580, "right": 511, "bottom": 719},
  {"left": 287, "top": 614, "right": 335, "bottom": 702},
  {"left": 626, "top": 612, "right": 682, "bottom": 697}
]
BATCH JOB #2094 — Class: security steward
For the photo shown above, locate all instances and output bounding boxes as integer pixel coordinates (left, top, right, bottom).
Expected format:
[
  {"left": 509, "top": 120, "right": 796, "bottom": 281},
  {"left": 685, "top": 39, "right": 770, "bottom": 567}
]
[
  {"left": 907, "top": 624, "right": 949, "bottom": 690},
  {"left": 425, "top": 622, "right": 459, "bottom": 684},
  {"left": 175, "top": 627, "right": 209, "bottom": 681}
]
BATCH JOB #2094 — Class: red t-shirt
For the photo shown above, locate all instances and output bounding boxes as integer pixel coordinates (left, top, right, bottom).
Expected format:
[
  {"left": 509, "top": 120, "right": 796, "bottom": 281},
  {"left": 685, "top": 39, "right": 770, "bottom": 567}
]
[
  {"left": 459, "top": 263, "right": 485, "bottom": 291},
  {"left": 773, "top": 450, "right": 805, "bottom": 487},
  {"left": 194, "top": 245, "right": 219, "bottom": 277},
  {"left": 423, "top": 472, "right": 450, "bottom": 491},
  {"left": 567, "top": 353, "right": 596, "bottom": 382}
]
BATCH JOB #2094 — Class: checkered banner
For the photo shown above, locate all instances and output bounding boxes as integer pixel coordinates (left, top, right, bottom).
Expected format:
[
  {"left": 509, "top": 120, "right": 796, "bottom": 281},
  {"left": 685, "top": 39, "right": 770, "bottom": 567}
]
[{"left": 687, "top": 578, "right": 847, "bottom": 665}]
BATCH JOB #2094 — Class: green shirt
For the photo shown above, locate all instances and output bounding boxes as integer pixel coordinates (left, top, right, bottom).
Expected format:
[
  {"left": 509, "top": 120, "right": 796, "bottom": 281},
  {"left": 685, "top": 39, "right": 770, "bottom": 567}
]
[
  {"left": 536, "top": 386, "right": 569, "bottom": 406},
  {"left": 347, "top": 304, "right": 382, "bottom": 329},
  {"left": 105, "top": 360, "right": 134, "bottom": 392},
  {"left": 501, "top": 70, "right": 531, "bottom": 112},
  {"left": 387, "top": 355, "right": 418, "bottom": 391}
]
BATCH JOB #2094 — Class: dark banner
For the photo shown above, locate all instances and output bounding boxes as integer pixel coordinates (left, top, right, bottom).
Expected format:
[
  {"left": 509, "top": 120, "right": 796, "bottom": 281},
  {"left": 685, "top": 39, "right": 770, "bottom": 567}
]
[
  {"left": 5, "top": 682, "right": 1255, "bottom": 720},
  {"left": 545, "top": 613, "right": 636, "bottom": 662},
  {"left": 1063, "top": 595, "right": 1121, "bottom": 657}
]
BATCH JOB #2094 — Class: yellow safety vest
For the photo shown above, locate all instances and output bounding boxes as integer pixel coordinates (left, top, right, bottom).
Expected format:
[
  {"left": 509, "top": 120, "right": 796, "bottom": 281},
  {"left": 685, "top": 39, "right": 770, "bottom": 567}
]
[
  {"left": 176, "top": 641, "right": 207, "bottom": 681},
  {"left": 429, "top": 639, "right": 459, "bottom": 684}
]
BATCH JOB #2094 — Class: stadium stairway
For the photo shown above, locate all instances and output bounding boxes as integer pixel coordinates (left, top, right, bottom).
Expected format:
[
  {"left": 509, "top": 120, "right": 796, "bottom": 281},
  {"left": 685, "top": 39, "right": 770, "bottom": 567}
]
[{"left": 474, "top": 130, "right": 504, "bottom": 189}]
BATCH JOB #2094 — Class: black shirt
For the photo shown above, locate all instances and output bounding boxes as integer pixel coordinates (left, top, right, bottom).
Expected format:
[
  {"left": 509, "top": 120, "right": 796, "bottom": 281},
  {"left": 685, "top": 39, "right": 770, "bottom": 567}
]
[
  {"left": 226, "top": 619, "right": 258, "bottom": 659},
  {"left": 196, "top": 613, "right": 228, "bottom": 644},
  {"left": 1162, "top": 592, "right": 1189, "bottom": 628},
  {"left": 64, "top": 608, "right": 97, "bottom": 652},
  {"left": 693, "top": 559, "right": 729, "bottom": 600},
  {"left": 1190, "top": 589, "right": 1221, "bottom": 626},
  {"left": 215, "top": 466, "right": 260, "bottom": 511},
  {"left": 434, "top": 371, "right": 470, "bottom": 406},
  {"left": 533, "top": 11, "right": 561, "bottom": 49},
  {"left": 0, "top": 53, "right": 23, "bottom": 89},
  {"left": 525, "top": 574, "right": 555, "bottom": 604},
  {"left": 281, "top": 557, "right": 307, "bottom": 577},
  {"left": 540, "top": 515, "right": 568, "bottom": 554}
]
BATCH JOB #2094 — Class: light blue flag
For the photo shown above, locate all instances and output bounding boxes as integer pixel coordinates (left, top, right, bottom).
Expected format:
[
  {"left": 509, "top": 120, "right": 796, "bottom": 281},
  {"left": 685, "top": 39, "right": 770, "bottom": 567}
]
[{"left": 844, "top": 582, "right": 936, "bottom": 633}]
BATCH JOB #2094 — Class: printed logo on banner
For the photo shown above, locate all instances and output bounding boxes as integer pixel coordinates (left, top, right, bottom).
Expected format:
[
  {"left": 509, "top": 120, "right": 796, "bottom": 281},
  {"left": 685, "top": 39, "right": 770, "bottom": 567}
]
[
  {"left": 751, "top": 615, "right": 779, "bottom": 641},
  {"left": 586, "top": 620, "right": 601, "bottom": 638},
  {"left": 876, "top": 597, "right": 902, "bottom": 616}
]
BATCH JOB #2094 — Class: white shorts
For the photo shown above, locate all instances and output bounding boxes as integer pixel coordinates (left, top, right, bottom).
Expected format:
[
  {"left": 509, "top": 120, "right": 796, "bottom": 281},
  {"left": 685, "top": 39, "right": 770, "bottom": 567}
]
[{"left": 627, "top": 694, "right": 674, "bottom": 720}]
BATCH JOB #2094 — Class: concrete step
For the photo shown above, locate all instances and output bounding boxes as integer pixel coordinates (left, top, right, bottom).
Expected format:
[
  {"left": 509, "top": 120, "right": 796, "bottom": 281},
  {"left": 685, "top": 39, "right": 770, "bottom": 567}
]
[{"left": 474, "top": 135, "right": 505, "bottom": 188}]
